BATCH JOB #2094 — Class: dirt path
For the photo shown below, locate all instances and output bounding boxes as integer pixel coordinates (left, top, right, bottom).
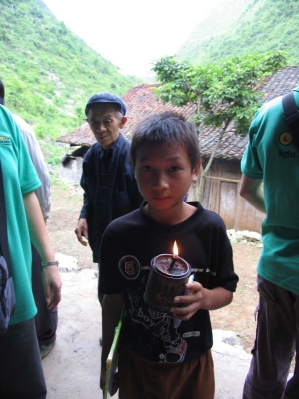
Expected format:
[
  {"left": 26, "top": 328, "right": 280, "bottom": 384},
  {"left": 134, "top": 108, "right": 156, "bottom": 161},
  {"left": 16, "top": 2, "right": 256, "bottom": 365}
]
[
  {"left": 47, "top": 182, "right": 94, "bottom": 270},
  {"left": 47, "top": 181, "right": 262, "bottom": 353},
  {"left": 211, "top": 241, "right": 260, "bottom": 353}
]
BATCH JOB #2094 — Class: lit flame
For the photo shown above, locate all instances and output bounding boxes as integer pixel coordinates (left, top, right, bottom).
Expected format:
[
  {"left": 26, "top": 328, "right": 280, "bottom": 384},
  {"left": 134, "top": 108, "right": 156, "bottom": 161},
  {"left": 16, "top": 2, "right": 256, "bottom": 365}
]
[{"left": 173, "top": 241, "right": 178, "bottom": 257}]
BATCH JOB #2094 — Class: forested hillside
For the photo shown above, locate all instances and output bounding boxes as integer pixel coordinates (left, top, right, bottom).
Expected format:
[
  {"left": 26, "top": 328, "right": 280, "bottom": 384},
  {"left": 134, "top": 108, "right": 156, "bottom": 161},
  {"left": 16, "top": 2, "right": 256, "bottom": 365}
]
[
  {"left": 0, "top": 0, "right": 139, "bottom": 138},
  {"left": 178, "top": 0, "right": 299, "bottom": 67}
]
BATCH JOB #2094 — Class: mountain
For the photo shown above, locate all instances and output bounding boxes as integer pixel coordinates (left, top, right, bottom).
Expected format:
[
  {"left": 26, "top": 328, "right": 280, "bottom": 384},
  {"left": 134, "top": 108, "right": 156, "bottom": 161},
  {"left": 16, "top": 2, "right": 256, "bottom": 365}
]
[
  {"left": 178, "top": 0, "right": 299, "bottom": 67},
  {"left": 0, "top": 0, "right": 140, "bottom": 138}
]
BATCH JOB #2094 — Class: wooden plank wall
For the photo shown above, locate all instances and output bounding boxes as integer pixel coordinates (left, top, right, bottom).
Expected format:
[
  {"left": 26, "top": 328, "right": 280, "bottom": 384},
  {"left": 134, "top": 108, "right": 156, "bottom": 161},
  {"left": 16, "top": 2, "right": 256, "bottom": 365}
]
[{"left": 187, "top": 159, "right": 264, "bottom": 233}]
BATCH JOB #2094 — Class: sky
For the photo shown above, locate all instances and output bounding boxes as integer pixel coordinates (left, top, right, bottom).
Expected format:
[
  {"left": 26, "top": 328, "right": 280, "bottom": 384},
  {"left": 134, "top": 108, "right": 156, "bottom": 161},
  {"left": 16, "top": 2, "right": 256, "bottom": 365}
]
[{"left": 43, "top": 0, "right": 226, "bottom": 78}]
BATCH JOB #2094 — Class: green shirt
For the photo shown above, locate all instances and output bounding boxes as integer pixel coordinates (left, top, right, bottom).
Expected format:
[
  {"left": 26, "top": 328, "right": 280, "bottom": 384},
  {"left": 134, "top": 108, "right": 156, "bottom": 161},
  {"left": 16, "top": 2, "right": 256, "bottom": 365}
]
[
  {"left": 241, "top": 88, "right": 299, "bottom": 295},
  {"left": 0, "top": 105, "right": 41, "bottom": 323}
]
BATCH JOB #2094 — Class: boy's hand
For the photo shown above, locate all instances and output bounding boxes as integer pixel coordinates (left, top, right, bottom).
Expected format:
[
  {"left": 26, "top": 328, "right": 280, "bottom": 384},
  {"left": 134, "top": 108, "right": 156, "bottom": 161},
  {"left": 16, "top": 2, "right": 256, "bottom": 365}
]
[
  {"left": 169, "top": 282, "right": 233, "bottom": 321},
  {"left": 170, "top": 281, "right": 206, "bottom": 320}
]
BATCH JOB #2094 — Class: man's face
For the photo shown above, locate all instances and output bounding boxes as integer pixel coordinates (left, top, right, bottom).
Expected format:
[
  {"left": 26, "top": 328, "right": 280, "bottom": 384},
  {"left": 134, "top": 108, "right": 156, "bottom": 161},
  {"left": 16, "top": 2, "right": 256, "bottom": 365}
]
[{"left": 87, "top": 105, "right": 127, "bottom": 150}]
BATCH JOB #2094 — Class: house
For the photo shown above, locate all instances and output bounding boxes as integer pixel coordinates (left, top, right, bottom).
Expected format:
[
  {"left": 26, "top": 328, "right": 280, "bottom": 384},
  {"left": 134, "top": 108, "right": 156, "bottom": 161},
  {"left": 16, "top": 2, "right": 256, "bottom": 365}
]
[{"left": 57, "top": 66, "right": 299, "bottom": 232}]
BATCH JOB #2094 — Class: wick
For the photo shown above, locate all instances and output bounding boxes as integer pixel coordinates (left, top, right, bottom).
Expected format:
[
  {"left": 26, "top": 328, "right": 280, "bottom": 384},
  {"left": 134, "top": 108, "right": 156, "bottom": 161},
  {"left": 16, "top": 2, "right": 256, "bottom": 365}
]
[{"left": 169, "top": 256, "right": 177, "bottom": 272}]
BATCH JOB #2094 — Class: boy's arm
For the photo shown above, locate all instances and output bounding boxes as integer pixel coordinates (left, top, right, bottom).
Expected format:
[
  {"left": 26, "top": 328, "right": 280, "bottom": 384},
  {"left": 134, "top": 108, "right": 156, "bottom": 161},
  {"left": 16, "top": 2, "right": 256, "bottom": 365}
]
[
  {"left": 100, "top": 293, "right": 124, "bottom": 392},
  {"left": 170, "top": 282, "right": 232, "bottom": 321}
]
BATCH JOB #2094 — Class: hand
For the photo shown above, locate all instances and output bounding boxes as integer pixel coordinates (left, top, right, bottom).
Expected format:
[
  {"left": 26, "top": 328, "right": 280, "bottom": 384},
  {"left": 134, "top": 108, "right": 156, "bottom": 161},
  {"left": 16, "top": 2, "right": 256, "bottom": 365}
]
[
  {"left": 75, "top": 218, "right": 88, "bottom": 246},
  {"left": 170, "top": 283, "right": 233, "bottom": 321},
  {"left": 42, "top": 266, "right": 62, "bottom": 311},
  {"left": 169, "top": 281, "right": 207, "bottom": 321}
]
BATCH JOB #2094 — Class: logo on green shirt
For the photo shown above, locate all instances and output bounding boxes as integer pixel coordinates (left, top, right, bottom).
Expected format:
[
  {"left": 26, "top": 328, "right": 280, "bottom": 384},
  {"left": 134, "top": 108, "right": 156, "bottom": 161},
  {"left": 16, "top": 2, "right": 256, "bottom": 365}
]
[{"left": 0, "top": 136, "right": 10, "bottom": 145}]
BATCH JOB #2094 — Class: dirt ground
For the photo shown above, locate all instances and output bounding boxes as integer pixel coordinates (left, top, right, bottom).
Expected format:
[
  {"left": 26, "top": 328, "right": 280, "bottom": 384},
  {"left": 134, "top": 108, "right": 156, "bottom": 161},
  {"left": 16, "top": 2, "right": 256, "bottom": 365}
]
[{"left": 47, "top": 180, "right": 261, "bottom": 354}]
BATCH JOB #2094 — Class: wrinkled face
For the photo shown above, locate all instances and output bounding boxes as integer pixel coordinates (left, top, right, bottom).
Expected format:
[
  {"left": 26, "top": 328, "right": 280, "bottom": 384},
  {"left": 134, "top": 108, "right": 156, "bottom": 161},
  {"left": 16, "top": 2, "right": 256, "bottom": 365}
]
[
  {"left": 87, "top": 105, "right": 126, "bottom": 150},
  {"left": 134, "top": 141, "right": 200, "bottom": 222}
]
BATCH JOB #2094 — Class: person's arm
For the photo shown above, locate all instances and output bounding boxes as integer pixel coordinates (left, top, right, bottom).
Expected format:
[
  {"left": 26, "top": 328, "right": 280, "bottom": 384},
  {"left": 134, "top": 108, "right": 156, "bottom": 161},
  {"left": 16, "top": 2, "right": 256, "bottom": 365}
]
[
  {"left": 100, "top": 293, "right": 124, "bottom": 394},
  {"left": 239, "top": 175, "right": 266, "bottom": 214},
  {"left": 75, "top": 173, "right": 91, "bottom": 246},
  {"left": 170, "top": 283, "right": 233, "bottom": 321},
  {"left": 14, "top": 116, "right": 51, "bottom": 222},
  {"left": 23, "top": 191, "right": 62, "bottom": 311}
]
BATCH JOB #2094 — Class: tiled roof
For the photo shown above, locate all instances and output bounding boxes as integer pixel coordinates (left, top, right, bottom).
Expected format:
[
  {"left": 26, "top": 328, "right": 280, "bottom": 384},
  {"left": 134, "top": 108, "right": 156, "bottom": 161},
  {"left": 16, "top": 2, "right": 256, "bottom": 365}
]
[
  {"left": 57, "top": 121, "right": 94, "bottom": 147},
  {"left": 262, "top": 66, "right": 299, "bottom": 102},
  {"left": 121, "top": 84, "right": 196, "bottom": 140},
  {"left": 57, "top": 66, "right": 299, "bottom": 160}
]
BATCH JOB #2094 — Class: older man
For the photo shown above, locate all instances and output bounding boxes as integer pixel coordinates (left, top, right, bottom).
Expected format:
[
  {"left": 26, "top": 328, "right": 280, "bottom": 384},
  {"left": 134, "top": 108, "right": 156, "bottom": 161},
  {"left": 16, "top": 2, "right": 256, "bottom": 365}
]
[{"left": 75, "top": 93, "right": 143, "bottom": 307}]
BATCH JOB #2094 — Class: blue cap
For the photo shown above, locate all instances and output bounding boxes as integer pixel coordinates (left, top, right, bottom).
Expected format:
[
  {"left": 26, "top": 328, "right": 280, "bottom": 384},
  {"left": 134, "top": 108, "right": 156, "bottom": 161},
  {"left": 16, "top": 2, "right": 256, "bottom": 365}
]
[{"left": 85, "top": 92, "right": 126, "bottom": 116}]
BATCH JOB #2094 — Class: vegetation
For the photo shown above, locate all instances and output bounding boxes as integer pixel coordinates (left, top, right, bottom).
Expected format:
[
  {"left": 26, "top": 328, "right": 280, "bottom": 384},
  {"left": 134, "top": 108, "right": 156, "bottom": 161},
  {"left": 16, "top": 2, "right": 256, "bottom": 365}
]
[
  {"left": 153, "top": 51, "right": 286, "bottom": 200},
  {"left": 178, "top": 0, "right": 299, "bottom": 67},
  {"left": 0, "top": 0, "right": 140, "bottom": 139}
]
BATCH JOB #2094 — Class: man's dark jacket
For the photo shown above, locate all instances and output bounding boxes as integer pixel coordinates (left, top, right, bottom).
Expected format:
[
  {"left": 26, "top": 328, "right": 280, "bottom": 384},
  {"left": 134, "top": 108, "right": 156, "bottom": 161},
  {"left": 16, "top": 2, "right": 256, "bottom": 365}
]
[{"left": 79, "top": 133, "right": 143, "bottom": 262}]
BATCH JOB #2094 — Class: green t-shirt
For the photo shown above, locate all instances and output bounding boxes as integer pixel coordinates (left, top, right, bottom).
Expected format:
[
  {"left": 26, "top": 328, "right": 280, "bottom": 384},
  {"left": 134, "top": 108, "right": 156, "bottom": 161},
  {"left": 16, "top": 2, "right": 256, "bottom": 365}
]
[
  {"left": 241, "top": 88, "right": 299, "bottom": 295},
  {"left": 0, "top": 105, "right": 41, "bottom": 323}
]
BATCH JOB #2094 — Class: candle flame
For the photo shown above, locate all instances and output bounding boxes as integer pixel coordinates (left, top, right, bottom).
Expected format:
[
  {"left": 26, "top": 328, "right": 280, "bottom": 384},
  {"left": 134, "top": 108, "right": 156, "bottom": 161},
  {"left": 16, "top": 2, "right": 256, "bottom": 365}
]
[{"left": 173, "top": 241, "right": 178, "bottom": 257}]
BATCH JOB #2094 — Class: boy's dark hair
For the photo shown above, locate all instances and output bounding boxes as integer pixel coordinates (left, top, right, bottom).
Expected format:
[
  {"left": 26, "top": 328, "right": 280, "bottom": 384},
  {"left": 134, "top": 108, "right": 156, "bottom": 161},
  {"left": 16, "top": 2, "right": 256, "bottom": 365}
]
[{"left": 130, "top": 112, "right": 201, "bottom": 169}]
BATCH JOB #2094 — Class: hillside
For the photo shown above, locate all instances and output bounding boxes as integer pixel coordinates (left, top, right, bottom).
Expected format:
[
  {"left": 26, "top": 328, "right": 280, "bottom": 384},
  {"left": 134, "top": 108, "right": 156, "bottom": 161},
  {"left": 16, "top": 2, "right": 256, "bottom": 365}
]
[
  {"left": 178, "top": 0, "right": 298, "bottom": 66},
  {"left": 0, "top": 0, "right": 140, "bottom": 139}
]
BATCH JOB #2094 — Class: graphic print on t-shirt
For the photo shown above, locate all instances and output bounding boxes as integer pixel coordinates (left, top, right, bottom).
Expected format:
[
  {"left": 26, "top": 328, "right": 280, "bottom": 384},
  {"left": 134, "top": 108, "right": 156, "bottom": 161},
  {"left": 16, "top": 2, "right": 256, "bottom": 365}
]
[
  {"left": 127, "top": 284, "right": 200, "bottom": 364},
  {"left": 118, "top": 255, "right": 141, "bottom": 279},
  {"left": 0, "top": 136, "right": 11, "bottom": 145},
  {"left": 150, "top": 308, "right": 188, "bottom": 363}
]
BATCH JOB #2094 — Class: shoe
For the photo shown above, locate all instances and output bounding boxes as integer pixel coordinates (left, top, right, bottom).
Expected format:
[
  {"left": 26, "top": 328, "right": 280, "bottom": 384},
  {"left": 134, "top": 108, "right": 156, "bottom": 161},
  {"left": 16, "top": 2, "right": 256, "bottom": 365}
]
[
  {"left": 39, "top": 341, "right": 56, "bottom": 359},
  {"left": 99, "top": 336, "right": 102, "bottom": 346}
]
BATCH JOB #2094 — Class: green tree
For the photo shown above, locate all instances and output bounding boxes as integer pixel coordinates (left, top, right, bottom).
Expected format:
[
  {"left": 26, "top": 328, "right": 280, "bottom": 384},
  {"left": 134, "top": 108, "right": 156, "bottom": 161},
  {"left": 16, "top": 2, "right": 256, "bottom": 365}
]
[{"left": 153, "top": 51, "right": 286, "bottom": 200}]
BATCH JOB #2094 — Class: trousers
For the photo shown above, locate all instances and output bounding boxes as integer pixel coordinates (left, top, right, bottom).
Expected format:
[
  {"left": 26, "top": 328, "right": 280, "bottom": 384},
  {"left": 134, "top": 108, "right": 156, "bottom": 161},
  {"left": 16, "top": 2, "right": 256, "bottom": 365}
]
[
  {"left": 0, "top": 318, "right": 47, "bottom": 398},
  {"left": 118, "top": 347, "right": 215, "bottom": 399},
  {"left": 243, "top": 275, "right": 299, "bottom": 399}
]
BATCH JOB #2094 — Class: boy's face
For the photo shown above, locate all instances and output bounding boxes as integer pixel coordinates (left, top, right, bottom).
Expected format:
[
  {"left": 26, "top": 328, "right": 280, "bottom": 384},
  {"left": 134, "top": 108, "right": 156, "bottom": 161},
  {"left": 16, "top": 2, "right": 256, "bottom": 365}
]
[
  {"left": 134, "top": 141, "right": 200, "bottom": 223},
  {"left": 86, "top": 105, "right": 127, "bottom": 150}
]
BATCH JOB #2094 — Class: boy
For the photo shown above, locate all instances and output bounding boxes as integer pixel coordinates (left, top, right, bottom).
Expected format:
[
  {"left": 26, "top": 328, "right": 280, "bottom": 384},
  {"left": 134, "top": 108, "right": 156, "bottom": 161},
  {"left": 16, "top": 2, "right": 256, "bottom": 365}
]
[{"left": 100, "top": 112, "right": 239, "bottom": 399}]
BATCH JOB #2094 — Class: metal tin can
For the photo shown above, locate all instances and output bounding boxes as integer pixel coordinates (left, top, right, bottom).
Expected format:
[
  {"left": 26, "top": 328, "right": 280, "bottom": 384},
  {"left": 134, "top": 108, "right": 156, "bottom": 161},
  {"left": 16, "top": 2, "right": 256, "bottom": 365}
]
[{"left": 144, "top": 254, "right": 191, "bottom": 311}]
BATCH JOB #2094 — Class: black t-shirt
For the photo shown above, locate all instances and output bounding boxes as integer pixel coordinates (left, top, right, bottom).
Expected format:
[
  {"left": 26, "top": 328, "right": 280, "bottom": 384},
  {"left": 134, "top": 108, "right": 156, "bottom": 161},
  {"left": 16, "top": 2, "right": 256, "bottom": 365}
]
[{"left": 100, "top": 202, "right": 238, "bottom": 364}]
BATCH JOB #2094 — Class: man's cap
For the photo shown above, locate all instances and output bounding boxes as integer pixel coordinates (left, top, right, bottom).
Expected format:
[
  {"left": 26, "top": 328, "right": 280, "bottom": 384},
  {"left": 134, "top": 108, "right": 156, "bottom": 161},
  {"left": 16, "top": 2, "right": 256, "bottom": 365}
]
[{"left": 85, "top": 92, "right": 126, "bottom": 116}]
